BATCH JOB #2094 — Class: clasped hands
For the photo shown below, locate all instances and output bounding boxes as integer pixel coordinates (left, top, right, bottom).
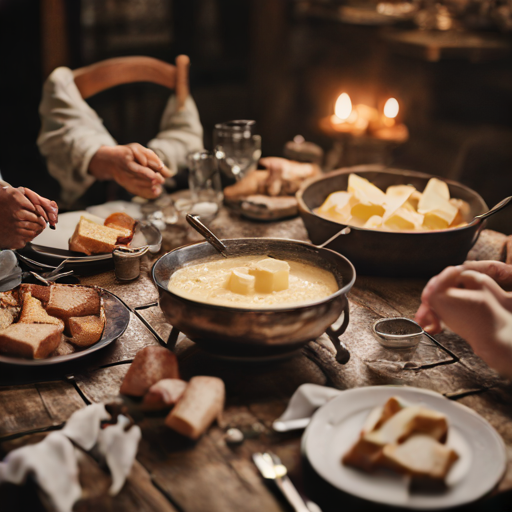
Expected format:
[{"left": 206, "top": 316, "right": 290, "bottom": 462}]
[
  {"left": 415, "top": 261, "right": 512, "bottom": 378},
  {"left": 0, "top": 186, "right": 58, "bottom": 250},
  {"left": 88, "top": 143, "right": 172, "bottom": 199}
]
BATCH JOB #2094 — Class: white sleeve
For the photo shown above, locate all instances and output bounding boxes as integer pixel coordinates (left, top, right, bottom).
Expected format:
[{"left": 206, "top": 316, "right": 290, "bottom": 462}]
[
  {"left": 37, "top": 67, "right": 117, "bottom": 208},
  {"left": 147, "top": 95, "right": 204, "bottom": 178}
]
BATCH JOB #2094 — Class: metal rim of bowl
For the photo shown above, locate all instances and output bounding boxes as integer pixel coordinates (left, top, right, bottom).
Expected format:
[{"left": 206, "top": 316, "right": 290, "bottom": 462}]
[
  {"left": 152, "top": 237, "right": 356, "bottom": 313},
  {"left": 372, "top": 317, "right": 424, "bottom": 340}
]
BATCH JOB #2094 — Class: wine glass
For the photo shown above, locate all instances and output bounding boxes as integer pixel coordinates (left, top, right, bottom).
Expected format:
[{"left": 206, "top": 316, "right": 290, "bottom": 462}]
[{"left": 213, "top": 120, "right": 262, "bottom": 181}]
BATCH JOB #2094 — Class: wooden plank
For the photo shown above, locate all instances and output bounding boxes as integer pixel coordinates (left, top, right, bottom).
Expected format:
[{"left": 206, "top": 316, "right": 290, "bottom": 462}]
[
  {"left": 74, "top": 364, "right": 130, "bottom": 404},
  {"left": 0, "top": 380, "right": 84, "bottom": 438}
]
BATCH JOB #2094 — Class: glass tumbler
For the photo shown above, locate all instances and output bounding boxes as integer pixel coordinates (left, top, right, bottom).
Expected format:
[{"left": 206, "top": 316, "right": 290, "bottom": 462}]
[{"left": 187, "top": 150, "right": 223, "bottom": 221}]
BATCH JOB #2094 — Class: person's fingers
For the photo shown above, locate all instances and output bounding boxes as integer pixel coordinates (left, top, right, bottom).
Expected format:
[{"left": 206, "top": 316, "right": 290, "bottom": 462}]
[
  {"left": 24, "top": 188, "right": 59, "bottom": 225},
  {"left": 415, "top": 302, "right": 442, "bottom": 334},
  {"left": 17, "top": 220, "right": 46, "bottom": 231},
  {"left": 18, "top": 228, "right": 41, "bottom": 238},
  {"left": 34, "top": 204, "right": 49, "bottom": 223},
  {"left": 125, "top": 160, "right": 161, "bottom": 182},
  {"left": 462, "top": 260, "right": 512, "bottom": 289},
  {"left": 421, "top": 266, "right": 463, "bottom": 308},
  {"left": 11, "top": 187, "right": 36, "bottom": 212},
  {"left": 128, "top": 143, "right": 149, "bottom": 167},
  {"left": 14, "top": 208, "right": 44, "bottom": 224}
]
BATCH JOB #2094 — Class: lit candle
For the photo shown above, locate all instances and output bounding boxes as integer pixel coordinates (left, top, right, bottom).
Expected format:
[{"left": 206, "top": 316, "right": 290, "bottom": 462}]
[
  {"left": 328, "top": 93, "right": 367, "bottom": 134},
  {"left": 383, "top": 98, "right": 399, "bottom": 127}
]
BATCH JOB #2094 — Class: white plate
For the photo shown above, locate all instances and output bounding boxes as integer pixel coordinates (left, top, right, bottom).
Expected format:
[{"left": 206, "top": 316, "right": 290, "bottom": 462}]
[{"left": 303, "top": 386, "right": 506, "bottom": 510}]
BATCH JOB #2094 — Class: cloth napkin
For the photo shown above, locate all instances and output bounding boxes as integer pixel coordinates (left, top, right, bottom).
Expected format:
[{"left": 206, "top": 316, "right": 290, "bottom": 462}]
[
  {"left": 0, "top": 403, "right": 141, "bottom": 512},
  {"left": 273, "top": 383, "right": 342, "bottom": 432},
  {"left": 0, "top": 250, "right": 22, "bottom": 292}
]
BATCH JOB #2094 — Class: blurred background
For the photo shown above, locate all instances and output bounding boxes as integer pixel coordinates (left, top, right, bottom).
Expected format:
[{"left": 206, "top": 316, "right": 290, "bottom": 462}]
[{"left": 1, "top": 0, "right": 512, "bottom": 230}]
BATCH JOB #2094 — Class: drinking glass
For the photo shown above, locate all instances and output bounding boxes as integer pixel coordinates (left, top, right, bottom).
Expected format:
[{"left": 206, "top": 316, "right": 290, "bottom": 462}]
[
  {"left": 187, "top": 150, "right": 223, "bottom": 221},
  {"left": 213, "top": 120, "right": 262, "bottom": 181}
]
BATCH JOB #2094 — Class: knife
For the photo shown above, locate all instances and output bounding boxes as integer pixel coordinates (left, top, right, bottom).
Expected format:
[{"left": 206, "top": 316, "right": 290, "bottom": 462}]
[{"left": 252, "top": 452, "right": 311, "bottom": 512}]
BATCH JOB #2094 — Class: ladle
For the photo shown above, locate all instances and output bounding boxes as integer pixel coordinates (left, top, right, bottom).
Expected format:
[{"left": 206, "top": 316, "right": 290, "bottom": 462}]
[
  {"left": 470, "top": 195, "right": 512, "bottom": 224},
  {"left": 185, "top": 213, "right": 352, "bottom": 364}
]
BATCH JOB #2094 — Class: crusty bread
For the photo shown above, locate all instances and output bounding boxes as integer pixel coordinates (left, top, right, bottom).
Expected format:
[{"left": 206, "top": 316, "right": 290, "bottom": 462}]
[
  {"left": 46, "top": 285, "right": 101, "bottom": 320},
  {"left": 19, "top": 292, "right": 64, "bottom": 328},
  {"left": 120, "top": 346, "right": 179, "bottom": 396},
  {"left": 142, "top": 379, "right": 188, "bottom": 411},
  {"left": 69, "top": 216, "right": 131, "bottom": 255},
  {"left": 104, "top": 212, "right": 136, "bottom": 236},
  {"left": 18, "top": 284, "right": 51, "bottom": 305},
  {"left": 0, "top": 323, "right": 63, "bottom": 359},
  {"left": 68, "top": 314, "right": 105, "bottom": 347}
]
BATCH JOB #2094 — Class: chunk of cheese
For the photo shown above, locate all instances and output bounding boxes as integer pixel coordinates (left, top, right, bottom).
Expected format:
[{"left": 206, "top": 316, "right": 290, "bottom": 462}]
[
  {"left": 384, "top": 185, "right": 415, "bottom": 218},
  {"left": 228, "top": 268, "right": 255, "bottom": 295},
  {"left": 423, "top": 209, "right": 457, "bottom": 230},
  {"left": 351, "top": 202, "right": 386, "bottom": 222},
  {"left": 364, "top": 215, "right": 383, "bottom": 229},
  {"left": 318, "top": 191, "right": 353, "bottom": 214},
  {"left": 417, "top": 178, "right": 457, "bottom": 228},
  {"left": 249, "top": 259, "right": 290, "bottom": 293},
  {"left": 348, "top": 174, "right": 386, "bottom": 206},
  {"left": 384, "top": 207, "right": 424, "bottom": 231}
]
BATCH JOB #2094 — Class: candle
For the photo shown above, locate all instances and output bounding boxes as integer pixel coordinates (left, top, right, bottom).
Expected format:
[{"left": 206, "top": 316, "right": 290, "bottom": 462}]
[
  {"left": 373, "top": 98, "right": 408, "bottom": 142},
  {"left": 383, "top": 98, "right": 399, "bottom": 127},
  {"left": 328, "top": 93, "right": 368, "bottom": 135}
]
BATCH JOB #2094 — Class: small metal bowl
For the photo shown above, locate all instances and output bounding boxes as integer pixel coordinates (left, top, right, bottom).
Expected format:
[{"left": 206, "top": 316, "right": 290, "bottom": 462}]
[{"left": 372, "top": 317, "right": 424, "bottom": 349}]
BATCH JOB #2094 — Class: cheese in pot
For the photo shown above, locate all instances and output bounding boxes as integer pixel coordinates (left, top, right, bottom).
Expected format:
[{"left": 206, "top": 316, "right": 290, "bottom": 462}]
[{"left": 168, "top": 256, "right": 338, "bottom": 308}]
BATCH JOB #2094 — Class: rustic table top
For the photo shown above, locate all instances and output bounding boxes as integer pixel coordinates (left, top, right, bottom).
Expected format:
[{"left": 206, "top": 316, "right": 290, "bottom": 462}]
[{"left": 1, "top": 206, "right": 511, "bottom": 512}]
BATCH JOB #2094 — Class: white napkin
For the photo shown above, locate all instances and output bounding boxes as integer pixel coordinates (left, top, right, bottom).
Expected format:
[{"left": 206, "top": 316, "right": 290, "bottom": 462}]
[
  {"left": 273, "top": 383, "right": 342, "bottom": 432},
  {"left": 0, "top": 403, "right": 142, "bottom": 511},
  {"left": 0, "top": 431, "right": 81, "bottom": 512},
  {"left": 0, "top": 250, "right": 22, "bottom": 292}
]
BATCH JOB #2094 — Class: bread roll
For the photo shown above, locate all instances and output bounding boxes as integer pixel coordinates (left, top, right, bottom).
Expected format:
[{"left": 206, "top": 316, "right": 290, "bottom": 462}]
[
  {"left": 142, "top": 379, "right": 187, "bottom": 411},
  {"left": 165, "top": 376, "right": 225, "bottom": 440},
  {"left": 68, "top": 314, "right": 105, "bottom": 347},
  {"left": 120, "top": 346, "right": 179, "bottom": 396}
]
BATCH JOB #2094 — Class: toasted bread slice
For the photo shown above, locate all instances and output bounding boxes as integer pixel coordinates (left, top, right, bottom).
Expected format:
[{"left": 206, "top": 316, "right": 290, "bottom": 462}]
[
  {"left": 18, "top": 284, "right": 51, "bottom": 305},
  {"left": 46, "top": 285, "right": 101, "bottom": 321},
  {"left": 68, "top": 314, "right": 105, "bottom": 347},
  {"left": 19, "top": 292, "right": 64, "bottom": 328},
  {"left": 0, "top": 323, "right": 63, "bottom": 359},
  {"left": 380, "top": 434, "right": 459, "bottom": 481},
  {"left": 69, "top": 216, "right": 131, "bottom": 255},
  {"left": 104, "top": 212, "right": 136, "bottom": 234},
  {"left": 142, "top": 379, "right": 188, "bottom": 411}
]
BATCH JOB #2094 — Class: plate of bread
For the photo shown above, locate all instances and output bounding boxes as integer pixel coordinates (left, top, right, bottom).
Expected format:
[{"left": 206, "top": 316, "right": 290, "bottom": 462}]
[
  {"left": 20, "top": 211, "right": 161, "bottom": 273},
  {"left": 0, "top": 283, "right": 129, "bottom": 365},
  {"left": 303, "top": 386, "right": 506, "bottom": 509}
]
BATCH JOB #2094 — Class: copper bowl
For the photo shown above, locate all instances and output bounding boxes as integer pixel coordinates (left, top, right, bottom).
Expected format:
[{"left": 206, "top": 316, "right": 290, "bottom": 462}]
[
  {"left": 152, "top": 238, "right": 355, "bottom": 361},
  {"left": 297, "top": 165, "right": 489, "bottom": 277}
]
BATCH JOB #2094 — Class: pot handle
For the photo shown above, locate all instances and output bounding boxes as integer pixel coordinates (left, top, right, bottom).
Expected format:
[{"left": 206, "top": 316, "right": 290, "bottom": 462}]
[
  {"left": 317, "top": 225, "right": 352, "bottom": 249},
  {"left": 325, "top": 297, "right": 350, "bottom": 364}
]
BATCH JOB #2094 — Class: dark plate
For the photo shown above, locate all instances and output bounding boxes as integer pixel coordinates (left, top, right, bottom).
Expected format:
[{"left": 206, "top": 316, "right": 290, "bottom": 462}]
[{"left": 0, "top": 289, "right": 130, "bottom": 366}]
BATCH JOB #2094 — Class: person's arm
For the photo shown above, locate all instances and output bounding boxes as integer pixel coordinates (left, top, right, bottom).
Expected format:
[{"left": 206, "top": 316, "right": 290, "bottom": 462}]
[
  {"left": 0, "top": 186, "right": 46, "bottom": 250},
  {"left": 415, "top": 266, "right": 512, "bottom": 379}
]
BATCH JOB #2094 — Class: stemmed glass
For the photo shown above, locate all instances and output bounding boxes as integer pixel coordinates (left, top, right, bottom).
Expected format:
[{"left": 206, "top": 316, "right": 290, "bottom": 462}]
[{"left": 213, "top": 120, "right": 262, "bottom": 181}]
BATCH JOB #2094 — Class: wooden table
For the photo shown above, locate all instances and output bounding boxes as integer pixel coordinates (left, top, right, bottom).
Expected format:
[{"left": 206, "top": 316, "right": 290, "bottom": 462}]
[{"left": 1, "top": 207, "right": 511, "bottom": 512}]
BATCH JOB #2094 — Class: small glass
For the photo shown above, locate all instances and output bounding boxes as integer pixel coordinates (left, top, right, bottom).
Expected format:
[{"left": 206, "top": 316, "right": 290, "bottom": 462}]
[
  {"left": 213, "top": 120, "right": 262, "bottom": 181},
  {"left": 187, "top": 150, "right": 223, "bottom": 221}
]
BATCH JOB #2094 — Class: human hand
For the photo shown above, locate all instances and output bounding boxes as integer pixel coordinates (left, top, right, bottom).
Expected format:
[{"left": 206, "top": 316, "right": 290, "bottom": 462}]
[
  {"left": 0, "top": 186, "right": 47, "bottom": 249},
  {"left": 415, "top": 266, "right": 512, "bottom": 378},
  {"left": 19, "top": 187, "right": 58, "bottom": 228},
  {"left": 88, "top": 144, "right": 172, "bottom": 199},
  {"left": 461, "top": 260, "right": 512, "bottom": 291}
]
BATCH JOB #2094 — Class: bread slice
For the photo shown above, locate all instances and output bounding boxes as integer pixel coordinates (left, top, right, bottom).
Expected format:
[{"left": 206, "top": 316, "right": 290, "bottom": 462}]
[
  {"left": 18, "top": 284, "right": 51, "bottom": 305},
  {"left": 69, "top": 216, "right": 131, "bottom": 255},
  {"left": 68, "top": 314, "right": 105, "bottom": 347},
  {"left": 46, "top": 286, "right": 101, "bottom": 321},
  {"left": 104, "top": 212, "right": 136, "bottom": 244},
  {"left": 18, "top": 292, "right": 64, "bottom": 328},
  {"left": 380, "top": 434, "right": 459, "bottom": 481},
  {"left": 0, "top": 323, "right": 63, "bottom": 359}
]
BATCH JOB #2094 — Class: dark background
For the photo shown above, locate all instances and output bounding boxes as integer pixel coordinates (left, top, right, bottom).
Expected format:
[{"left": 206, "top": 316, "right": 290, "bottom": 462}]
[{"left": 0, "top": 0, "right": 511, "bottom": 230}]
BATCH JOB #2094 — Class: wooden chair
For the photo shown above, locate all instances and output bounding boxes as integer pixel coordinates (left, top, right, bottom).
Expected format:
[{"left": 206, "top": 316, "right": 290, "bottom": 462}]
[{"left": 72, "top": 55, "right": 190, "bottom": 108}]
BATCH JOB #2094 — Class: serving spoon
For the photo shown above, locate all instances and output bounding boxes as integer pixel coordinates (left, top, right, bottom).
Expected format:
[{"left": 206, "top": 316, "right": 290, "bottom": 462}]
[{"left": 470, "top": 195, "right": 512, "bottom": 225}]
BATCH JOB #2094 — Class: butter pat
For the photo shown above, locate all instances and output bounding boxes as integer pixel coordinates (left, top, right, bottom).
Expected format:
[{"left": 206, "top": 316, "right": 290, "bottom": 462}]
[
  {"left": 351, "top": 202, "right": 385, "bottom": 222},
  {"left": 228, "top": 268, "right": 255, "bottom": 295},
  {"left": 384, "top": 185, "right": 415, "bottom": 218},
  {"left": 318, "top": 191, "right": 353, "bottom": 214},
  {"left": 423, "top": 210, "right": 456, "bottom": 230},
  {"left": 348, "top": 174, "right": 386, "bottom": 206},
  {"left": 364, "top": 215, "right": 383, "bottom": 229},
  {"left": 250, "top": 258, "right": 290, "bottom": 293}
]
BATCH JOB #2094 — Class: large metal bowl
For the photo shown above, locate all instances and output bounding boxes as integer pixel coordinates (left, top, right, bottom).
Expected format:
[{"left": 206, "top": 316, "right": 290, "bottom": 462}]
[
  {"left": 152, "top": 238, "right": 355, "bottom": 361},
  {"left": 297, "top": 165, "right": 489, "bottom": 277}
]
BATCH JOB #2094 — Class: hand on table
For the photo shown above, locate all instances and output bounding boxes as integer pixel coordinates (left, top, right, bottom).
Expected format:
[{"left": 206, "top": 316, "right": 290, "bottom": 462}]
[
  {"left": 0, "top": 186, "right": 47, "bottom": 249},
  {"left": 19, "top": 187, "right": 58, "bottom": 229},
  {"left": 415, "top": 265, "right": 512, "bottom": 378},
  {"left": 88, "top": 143, "right": 172, "bottom": 199}
]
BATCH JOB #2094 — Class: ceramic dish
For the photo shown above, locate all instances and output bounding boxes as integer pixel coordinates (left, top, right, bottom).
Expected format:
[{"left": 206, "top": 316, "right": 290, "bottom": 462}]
[
  {"left": 302, "top": 386, "right": 506, "bottom": 509},
  {"left": 0, "top": 289, "right": 129, "bottom": 366}
]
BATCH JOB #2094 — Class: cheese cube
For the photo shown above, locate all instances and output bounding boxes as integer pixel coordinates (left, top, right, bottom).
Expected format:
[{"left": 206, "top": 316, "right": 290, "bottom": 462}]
[
  {"left": 384, "top": 185, "right": 415, "bottom": 218},
  {"left": 318, "top": 191, "right": 353, "bottom": 214},
  {"left": 351, "top": 202, "right": 386, "bottom": 222},
  {"left": 407, "top": 190, "right": 422, "bottom": 211},
  {"left": 364, "top": 215, "right": 383, "bottom": 229},
  {"left": 348, "top": 174, "right": 386, "bottom": 206},
  {"left": 423, "top": 209, "right": 457, "bottom": 230},
  {"left": 228, "top": 268, "right": 255, "bottom": 295},
  {"left": 249, "top": 259, "right": 290, "bottom": 293},
  {"left": 384, "top": 207, "right": 424, "bottom": 231}
]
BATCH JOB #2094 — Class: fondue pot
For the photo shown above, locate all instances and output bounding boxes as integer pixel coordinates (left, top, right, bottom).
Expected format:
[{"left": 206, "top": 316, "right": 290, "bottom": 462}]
[
  {"left": 297, "top": 166, "right": 493, "bottom": 278},
  {"left": 152, "top": 237, "right": 356, "bottom": 362}
]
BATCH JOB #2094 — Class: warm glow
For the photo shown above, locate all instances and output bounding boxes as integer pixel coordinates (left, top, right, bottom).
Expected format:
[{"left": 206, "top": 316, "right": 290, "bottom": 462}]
[
  {"left": 384, "top": 98, "right": 399, "bottom": 119},
  {"left": 335, "top": 93, "right": 352, "bottom": 120}
]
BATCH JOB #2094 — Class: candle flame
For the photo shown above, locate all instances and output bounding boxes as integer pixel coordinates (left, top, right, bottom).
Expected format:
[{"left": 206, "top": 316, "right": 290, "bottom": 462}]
[
  {"left": 335, "top": 93, "right": 352, "bottom": 120},
  {"left": 384, "top": 98, "right": 399, "bottom": 119}
]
